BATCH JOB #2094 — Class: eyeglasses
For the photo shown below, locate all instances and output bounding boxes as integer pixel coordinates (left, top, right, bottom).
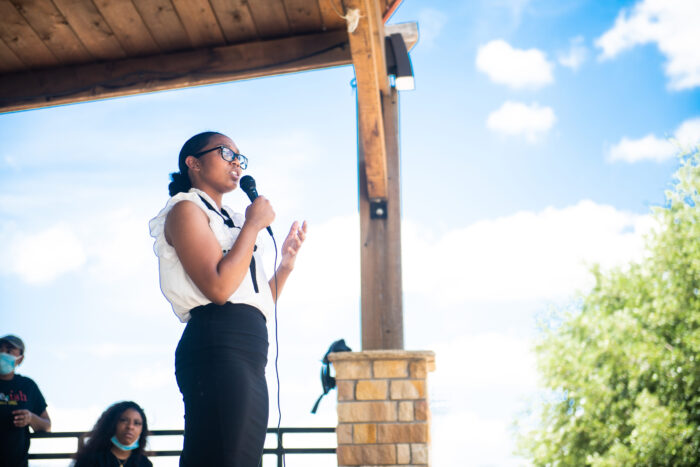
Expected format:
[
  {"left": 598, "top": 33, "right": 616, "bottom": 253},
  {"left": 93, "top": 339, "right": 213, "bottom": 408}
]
[{"left": 191, "top": 145, "right": 248, "bottom": 170}]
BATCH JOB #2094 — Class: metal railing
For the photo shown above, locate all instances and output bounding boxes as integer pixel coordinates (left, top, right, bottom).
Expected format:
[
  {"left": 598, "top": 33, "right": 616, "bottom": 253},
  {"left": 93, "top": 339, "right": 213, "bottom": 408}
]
[{"left": 30, "top": 427, "right": 336, "bottom": 466}]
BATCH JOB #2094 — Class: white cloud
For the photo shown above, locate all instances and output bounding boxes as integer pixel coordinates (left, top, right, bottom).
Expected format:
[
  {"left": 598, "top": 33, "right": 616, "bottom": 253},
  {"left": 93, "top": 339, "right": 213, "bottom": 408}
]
[
  {"left": 43, "top": 404, "right": 105, "bottom": 431},
  {"left": 126, "top": 366, "right": 175, "bottom": 391},
  {"left": 674, "top": 117, "right": 700, "bottom": 148},
  {"left": 251, "top": 130, "right": 326, "bottom": 217},
  {"left": 476, "top": 39, "right": 554, "bottom": 89},
  {"left": 3, "top": 156, "right": 18, "bottom": 170},
  {"left": 432, "top": 409, "right": 523, "bottom": 467},
  {"left": 558, "top": 36, "right": 587, "bottom": 71},
  {"left": 417, "top": 8, "right": 448, "bottom": 47},
  {"left": 490, "top": 0, "right": 533, "bottom": 24},
  {"left": 274, "top": 215, "right": 360, "bottom": 310},
  {"left": 431, "top": 333, "right": 536, "bottom": 391},
  {"left": 274, "top": 200, "right": 653, "bottom": 312},
  {"left": 85, "top": 343, "right": 172, "bottom": 358},
  {"left": 0, "top": 205, "right": 159, "bottom": 285},
  {"left": 4, "top": 224, "right": 86, "bottom": 284},
  {"left": 608, "top": 117, "right": 700, "bottom": 163},
  {"left": 608, "top": 134, "right": 675, "bottom": 163},
  {"left": 596, "top": 0, "right": 700, "bottom": 90},
  {"left": 403, "top": 200, "right": 654, "bottom": 305},
  {"left": 2, "top": 123, "right": 183, "bottom": 171},
  {"left": 85, "top": 208, "right": 155, "bottom": 279},
  {"left": 486, "top": 101, "right": 556, "bottom": 142},
  {"left": 426, "top": 333, "right": 537, "bottom": 466}
]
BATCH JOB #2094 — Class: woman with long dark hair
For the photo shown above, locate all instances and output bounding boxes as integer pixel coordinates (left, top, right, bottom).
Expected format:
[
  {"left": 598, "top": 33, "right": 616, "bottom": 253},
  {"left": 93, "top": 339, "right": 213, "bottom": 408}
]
[
  {"left": 73, "top": 401, "right": 151, "bottom": 467},
  {"left": 149, "top": 131, "right": 306, "bottom": 466}
]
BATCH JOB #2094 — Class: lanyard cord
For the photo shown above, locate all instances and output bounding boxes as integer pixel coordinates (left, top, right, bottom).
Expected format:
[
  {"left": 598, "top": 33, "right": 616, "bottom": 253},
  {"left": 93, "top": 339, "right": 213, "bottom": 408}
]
[
  {"left": 197, "top": 195, "right": 259, "bottom": 293},
  {"left": 197, "top": 195, "right": 236, "bottom": 228}
]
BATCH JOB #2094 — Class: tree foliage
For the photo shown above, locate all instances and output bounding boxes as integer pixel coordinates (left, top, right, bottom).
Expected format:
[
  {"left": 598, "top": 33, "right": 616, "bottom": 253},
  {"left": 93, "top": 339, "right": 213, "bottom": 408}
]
[{"left": 518, "top": 149, "right": 700, "bottom": 466}]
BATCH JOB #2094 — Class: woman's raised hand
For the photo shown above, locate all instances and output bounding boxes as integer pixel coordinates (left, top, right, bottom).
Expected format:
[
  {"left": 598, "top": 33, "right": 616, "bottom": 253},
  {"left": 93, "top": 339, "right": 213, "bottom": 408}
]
[{"left": 279, "top": 220, "right": 308, "bottom": 270}]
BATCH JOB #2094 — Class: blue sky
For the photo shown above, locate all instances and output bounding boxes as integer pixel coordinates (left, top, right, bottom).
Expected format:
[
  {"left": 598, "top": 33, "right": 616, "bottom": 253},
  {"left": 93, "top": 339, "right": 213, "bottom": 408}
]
[{"left": 1, "top": 0, "right": 699, "bottom": 465}]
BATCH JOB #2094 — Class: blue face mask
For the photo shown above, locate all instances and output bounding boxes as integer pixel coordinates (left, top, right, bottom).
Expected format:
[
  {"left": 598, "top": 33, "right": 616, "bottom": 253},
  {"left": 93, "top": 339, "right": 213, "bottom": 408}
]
[
  {"left": 111, "top": 435, "right": 139, "bottom": 451},
  {"left": 0, "top": 353, "right": 17, "bottom": 375}
]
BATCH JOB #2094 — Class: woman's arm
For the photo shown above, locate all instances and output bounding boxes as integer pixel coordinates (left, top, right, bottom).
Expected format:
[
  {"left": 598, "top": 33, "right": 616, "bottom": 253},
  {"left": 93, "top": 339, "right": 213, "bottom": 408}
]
[
  {"left": 165, "top": 197, "right": 275, "bottom": 304},
  {"left": 268, "top": 220, "right": 307, "bottom": 302}
]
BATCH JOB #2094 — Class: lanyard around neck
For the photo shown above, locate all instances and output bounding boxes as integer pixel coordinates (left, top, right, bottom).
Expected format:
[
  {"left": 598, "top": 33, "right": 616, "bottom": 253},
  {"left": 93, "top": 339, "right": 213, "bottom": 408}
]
[
  {"left": 197, "top": 195, "right": 259, "bottom": 293},
  {"left": 197, "top": 195, "right": 236, "bottom": 228}
]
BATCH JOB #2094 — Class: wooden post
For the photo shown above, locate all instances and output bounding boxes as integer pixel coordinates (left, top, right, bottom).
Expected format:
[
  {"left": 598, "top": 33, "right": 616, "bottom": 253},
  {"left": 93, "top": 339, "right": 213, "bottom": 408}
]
[
  {"left": 346, "top": 0, "right": 403, "bottom": 350},
  {"left": 358, "top": 87, "right": 404, "bottom": 350},
  {"left": 346, "top": 0, "right": 390, "bottom": 200}
]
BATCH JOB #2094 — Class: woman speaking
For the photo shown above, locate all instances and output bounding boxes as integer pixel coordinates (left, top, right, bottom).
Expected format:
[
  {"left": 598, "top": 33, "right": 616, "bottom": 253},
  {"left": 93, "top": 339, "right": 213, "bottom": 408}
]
[{"left": 150, "top": 131, "right": 306, "bottom": 466}]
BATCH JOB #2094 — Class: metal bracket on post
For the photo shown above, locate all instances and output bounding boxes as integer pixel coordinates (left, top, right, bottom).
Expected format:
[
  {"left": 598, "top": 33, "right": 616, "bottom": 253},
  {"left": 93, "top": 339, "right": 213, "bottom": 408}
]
[{"left": 369, "top": 199, "right": 388, "bottom": 219}]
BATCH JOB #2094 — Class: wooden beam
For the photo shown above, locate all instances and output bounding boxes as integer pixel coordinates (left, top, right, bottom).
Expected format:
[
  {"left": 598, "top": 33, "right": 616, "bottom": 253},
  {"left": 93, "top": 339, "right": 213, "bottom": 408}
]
[
  {"left": 345, "top": 0, "right": 389, "bottom": 200},
  {"left": 0, "top": 29, "right": 350, "bottom": 113},
  {"left": 359, "top": 86, "right": 403, "bottom": 350},
  {"left": 385, "top": 22, "right": 418, "bottom": 51}
]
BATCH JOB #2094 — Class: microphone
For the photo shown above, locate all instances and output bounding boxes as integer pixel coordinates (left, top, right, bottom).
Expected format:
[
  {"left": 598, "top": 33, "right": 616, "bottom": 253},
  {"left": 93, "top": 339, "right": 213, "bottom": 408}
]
[{"left": 240, "top": 175, "right": 273, "bottom": 237}]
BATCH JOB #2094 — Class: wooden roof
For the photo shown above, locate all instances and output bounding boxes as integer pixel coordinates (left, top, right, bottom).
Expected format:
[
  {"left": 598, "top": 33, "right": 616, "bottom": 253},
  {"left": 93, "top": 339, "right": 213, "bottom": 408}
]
[{"left": 0, "top": 0, "right": 412, "bottom": 113}]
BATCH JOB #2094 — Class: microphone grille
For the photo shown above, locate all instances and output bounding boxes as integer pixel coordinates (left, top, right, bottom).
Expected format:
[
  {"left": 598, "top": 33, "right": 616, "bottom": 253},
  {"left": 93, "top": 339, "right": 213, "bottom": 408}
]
[{"left": 240, "top": 175, "right": 256, "bottom": 193}]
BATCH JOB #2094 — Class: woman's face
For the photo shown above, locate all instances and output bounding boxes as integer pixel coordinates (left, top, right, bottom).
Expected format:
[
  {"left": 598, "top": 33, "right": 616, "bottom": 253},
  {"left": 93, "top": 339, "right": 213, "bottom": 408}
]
[
  {"left": 114, "top": 408, "right": 143, "bottom": 447},
  {"left": 188, "top": 134, "right": 244, "bottom": 194}
]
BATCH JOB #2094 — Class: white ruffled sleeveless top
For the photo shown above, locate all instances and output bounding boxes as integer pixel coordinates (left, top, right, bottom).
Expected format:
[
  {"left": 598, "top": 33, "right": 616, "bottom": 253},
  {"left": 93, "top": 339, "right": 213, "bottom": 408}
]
[{"left": 149, "top": 188, "right": 273, "bottom": 323}]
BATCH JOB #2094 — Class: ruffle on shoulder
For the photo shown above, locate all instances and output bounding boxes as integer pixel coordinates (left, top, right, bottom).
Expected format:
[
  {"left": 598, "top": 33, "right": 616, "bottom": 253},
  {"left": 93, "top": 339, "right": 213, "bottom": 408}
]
[{"left": 149, "top": 191, "right": 203, "bottom": 259}]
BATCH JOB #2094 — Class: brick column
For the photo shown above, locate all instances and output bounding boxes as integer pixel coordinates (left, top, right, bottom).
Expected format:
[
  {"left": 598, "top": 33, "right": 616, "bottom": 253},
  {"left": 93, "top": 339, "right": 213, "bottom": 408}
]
[{"left": 328, "top": 350, "right": 436, "bottom": 467}]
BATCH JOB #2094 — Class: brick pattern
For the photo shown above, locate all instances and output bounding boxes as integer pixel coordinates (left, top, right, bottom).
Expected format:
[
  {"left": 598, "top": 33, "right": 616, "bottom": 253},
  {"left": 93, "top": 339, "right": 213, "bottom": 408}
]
[{"left": 333, "top": 351, "right": 435, "bottom": 467}]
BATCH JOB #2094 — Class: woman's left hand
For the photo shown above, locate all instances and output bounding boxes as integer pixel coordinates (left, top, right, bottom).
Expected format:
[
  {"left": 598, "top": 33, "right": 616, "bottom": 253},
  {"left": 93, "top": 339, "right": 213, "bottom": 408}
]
[{"left": 279, "top": 220, "right": 307, "bottom": 270}]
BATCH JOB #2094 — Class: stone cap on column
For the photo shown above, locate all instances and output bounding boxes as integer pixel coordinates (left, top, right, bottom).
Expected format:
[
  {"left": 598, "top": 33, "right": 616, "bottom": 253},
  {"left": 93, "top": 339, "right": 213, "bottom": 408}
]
[
  {"left": 328, "top": 350, "right": 436, "bottom": 380},
  {"left": 328, "top": 350, "right": 435, "bottom": 364}
]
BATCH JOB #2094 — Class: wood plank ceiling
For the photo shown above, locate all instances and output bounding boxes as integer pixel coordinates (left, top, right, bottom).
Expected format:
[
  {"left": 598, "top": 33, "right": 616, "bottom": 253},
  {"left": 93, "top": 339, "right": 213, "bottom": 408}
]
[{"left": 0, "top": 0, "right": 407, "bottom": 113}]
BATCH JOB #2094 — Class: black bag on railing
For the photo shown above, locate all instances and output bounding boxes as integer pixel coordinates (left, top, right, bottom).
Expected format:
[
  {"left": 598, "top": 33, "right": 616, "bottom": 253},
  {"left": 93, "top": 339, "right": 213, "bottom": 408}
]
[{"left": 311, "top": 339, "right": 352, "bottom": 414}]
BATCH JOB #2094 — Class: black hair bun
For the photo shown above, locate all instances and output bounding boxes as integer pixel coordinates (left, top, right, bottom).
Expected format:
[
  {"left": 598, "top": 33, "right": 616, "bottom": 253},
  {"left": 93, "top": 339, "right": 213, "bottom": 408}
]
[{"left": 168, "top": 171, "right": 191, "bottom": 196}]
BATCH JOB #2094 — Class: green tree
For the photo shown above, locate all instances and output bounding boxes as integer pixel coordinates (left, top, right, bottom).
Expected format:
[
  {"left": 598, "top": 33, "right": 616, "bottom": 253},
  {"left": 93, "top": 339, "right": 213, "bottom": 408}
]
[{"left": 518, "top": 149, "right": 700, "bottom": 466}]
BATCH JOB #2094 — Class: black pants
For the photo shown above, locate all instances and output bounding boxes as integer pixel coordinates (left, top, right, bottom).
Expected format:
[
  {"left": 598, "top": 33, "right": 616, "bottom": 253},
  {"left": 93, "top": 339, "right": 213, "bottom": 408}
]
[{"left": 175, "top": 302, "right": 269, "bottom": 467}]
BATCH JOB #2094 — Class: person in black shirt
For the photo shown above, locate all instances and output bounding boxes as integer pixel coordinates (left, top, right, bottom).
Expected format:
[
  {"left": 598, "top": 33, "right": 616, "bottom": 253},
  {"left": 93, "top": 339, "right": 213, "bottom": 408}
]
[
  {"left": 73, "top": 401, "right": 152, "bottom": 467},
  {"left": 0, "top": 334, "right": 51, "bottom": 467}
]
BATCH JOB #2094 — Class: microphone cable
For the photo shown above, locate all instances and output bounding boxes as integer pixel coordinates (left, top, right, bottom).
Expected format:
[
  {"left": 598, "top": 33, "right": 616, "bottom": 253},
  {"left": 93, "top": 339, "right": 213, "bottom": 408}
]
[
  {"left": 269, "top": 233, "right": 286, "bottom": 467},
  {"left": 239, "top": 175, "right": 286, "bottom": 466}
]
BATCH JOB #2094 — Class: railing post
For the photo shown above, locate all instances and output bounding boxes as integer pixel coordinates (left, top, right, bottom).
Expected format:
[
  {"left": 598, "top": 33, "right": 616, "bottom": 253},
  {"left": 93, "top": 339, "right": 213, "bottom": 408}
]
[{"left": 277, "top": 429, "right": 283, "bottom": 467}]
